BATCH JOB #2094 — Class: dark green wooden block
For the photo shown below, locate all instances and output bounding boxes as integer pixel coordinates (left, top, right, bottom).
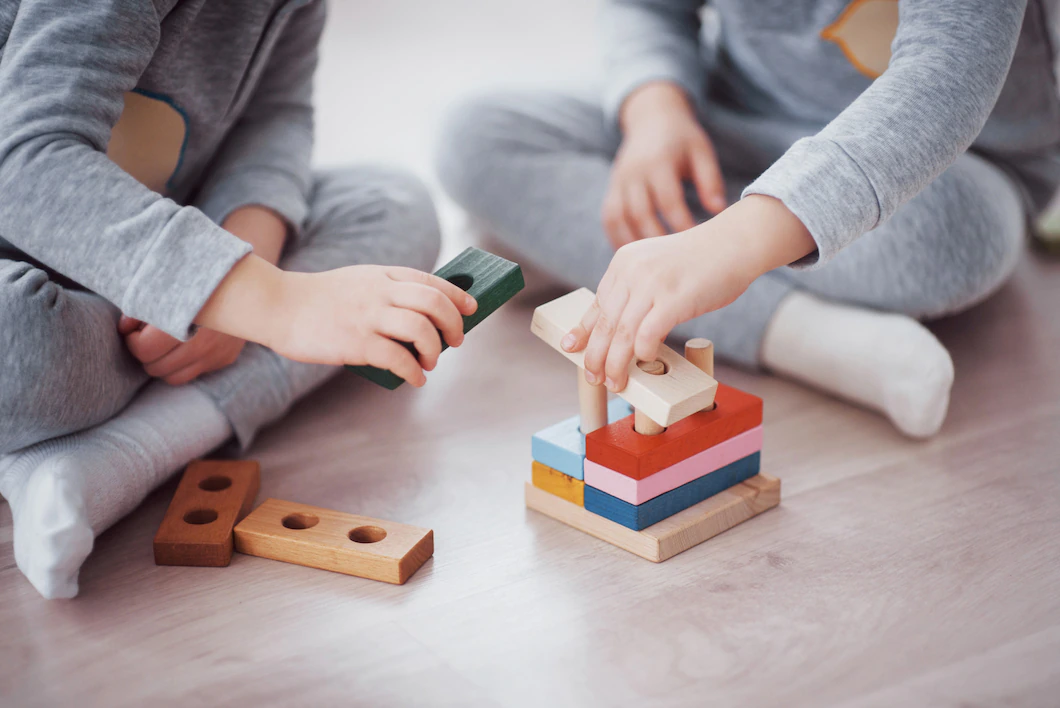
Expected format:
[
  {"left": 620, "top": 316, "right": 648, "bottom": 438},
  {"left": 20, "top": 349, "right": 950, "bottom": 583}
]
[{"left": 348, "top": 247, "right": 525, "bottom": 389}]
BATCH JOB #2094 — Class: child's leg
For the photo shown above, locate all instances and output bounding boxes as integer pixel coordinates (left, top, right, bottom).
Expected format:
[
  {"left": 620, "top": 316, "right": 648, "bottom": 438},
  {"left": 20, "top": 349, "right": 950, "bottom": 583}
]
[
  {"left": 0, "top": 259, "right": 149, "bottom": 454},
  {"left": 1, "top": 166, "right": 440, "bottom": 599},
  {"left": 760, "top": 152, "right": 1024, "bottom": 436},
  {"left": 436, "top": 90, "right": 793, "bottom": 367}
]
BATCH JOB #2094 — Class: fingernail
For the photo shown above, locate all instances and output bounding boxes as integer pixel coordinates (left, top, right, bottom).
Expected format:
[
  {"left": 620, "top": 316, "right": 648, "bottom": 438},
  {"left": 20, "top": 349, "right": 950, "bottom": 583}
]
[
  {"left": 605, "top": 377, "right": 616, "bottom": 391},
  {"left": 584, "top": 370, "right": 598, "bottom": 384},
  {"left": 561, "top": 334, "right": 576, "bottom": 351}
]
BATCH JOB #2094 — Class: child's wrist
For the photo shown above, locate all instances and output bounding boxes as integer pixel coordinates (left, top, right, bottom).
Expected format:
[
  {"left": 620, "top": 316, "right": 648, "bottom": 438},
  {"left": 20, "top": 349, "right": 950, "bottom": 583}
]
[
  {"left": 712, "top": 196, "right": 815, "bottom": 278},
  {"left": 195, "top": 254, "right": 288, "bottom": 347},
  {"left": 619, "top": 81, "right": 697, "bottom": 134}
]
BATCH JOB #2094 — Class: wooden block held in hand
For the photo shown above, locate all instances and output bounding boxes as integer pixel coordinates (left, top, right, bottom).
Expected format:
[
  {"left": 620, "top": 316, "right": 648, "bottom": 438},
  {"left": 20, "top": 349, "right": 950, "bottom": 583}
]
[
  {"left": 525, "top": 474, "right": 780, "bottom": 562},
  {"left": 233, "top": 498, "right": 434, "bottom": 584},
  {"left": 349, "top": 247, "right": 525, "bottom": 389},
  {"left": 586, "top": 383, "right": 763, "bottom": 480},
  {"left": 154, "top": 459, "right": 261, "bottom": 567},
  {"left": 531, "top": 289, "right": 717, "bottom": 426},
  {"left": 532, "top": 460, "right": 585, "bottom": 506}
]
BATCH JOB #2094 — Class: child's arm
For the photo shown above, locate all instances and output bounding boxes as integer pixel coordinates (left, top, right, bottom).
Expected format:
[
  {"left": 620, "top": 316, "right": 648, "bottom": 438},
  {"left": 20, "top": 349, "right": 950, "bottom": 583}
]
[
  {"left": 569, "top": 0, "right": 1028, "bottom": 392},
  {"left": 599, "top": 1, "right": 724, "bottom": 247},
  {"left": 120, "top": 4, "right": 325, "bottom": 385},
  {"left": 0, "top": 0, "right": 253, "bottom": 342},
  {"left": 193, "top": 255, "right": 477, "bottom": 388},
  {"left": 119, "top": 206, "right": 289, "bottom": 385}
]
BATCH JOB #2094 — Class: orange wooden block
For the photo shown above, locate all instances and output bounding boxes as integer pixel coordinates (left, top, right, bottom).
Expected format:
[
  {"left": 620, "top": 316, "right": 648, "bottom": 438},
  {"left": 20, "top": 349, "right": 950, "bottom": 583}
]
[
  {"left": 532, "top": 460, "right": 585, "bottom": 506},
  {"left": 585, "top": 383, "right": 763, "bottom": 480},
  {"left": 154, "top": 459, "right": 261, "bottom": 567},
  {"left": 234, "top": 499, "right": 434, "bottom": 585}
]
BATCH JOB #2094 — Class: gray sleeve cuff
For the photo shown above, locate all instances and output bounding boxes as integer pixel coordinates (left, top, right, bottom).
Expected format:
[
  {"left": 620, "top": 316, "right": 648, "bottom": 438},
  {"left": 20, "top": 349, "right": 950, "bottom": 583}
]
[
  {"left": 196, "top": 168, "right": 309, "bottom": 234},
  {"left": 602, "top": 58, "right": 706, "bottom": 128},
  {"left": 742, "top": 137, "right": 882, "bottom": 269},
  {"left": 122, "top": 206, "right": 253, "bottom": 340}
]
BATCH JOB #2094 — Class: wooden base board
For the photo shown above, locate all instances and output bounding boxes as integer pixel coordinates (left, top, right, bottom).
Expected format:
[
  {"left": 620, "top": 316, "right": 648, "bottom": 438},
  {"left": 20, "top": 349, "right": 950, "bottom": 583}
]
[
  {"left": 154, "top": 459, "right": 261, "bottom": 567},
  {"left": 524, "top": 474, "right": 780, "bottom": 562},
  {"left": 234, "top": 498, "right": 434, "bottom": 584}
]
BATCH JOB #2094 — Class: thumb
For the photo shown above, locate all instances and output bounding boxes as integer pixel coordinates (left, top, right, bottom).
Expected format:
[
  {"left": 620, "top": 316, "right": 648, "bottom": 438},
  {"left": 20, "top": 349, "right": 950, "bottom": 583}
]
[{"left": 118, "top": 315, "right": 144, "bottom": 335}]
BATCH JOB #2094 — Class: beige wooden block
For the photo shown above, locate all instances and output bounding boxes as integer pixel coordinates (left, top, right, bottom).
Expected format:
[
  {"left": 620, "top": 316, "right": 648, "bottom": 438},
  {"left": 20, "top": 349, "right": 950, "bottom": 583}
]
[
  {"left": 531, "top": 288, "right": 717, "bottom": 426},
  {"left": 524, "top": 474, "right": 780, "bottom": 562},
  {"left": 233, "top": 498, "right": 434, "bottom": 584}
]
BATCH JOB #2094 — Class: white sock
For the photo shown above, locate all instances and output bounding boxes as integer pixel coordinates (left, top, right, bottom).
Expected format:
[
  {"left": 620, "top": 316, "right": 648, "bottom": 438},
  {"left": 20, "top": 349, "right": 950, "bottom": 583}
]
[
  {"left": 761, "top": 291, "right": 955, "bottom": 438},
  {"left": 0, "top": 382, "right": 232, "bottom": 599}
]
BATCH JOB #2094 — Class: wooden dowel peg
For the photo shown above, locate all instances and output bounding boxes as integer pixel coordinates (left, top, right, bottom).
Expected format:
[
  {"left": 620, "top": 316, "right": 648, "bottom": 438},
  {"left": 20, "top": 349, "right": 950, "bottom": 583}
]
[
  {"left": 633, "top": 360, "right": 667, "bottom": 436},
  {"left": 578, "top": 372, "right": 608, "bottom": 435},
  {"left": 684, "top": 339, "right": 714, "bottom": 377}
]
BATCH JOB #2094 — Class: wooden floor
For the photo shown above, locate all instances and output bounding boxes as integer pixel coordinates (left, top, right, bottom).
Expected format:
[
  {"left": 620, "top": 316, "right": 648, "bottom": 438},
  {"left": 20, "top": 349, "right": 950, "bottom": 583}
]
[{"left": 4, "top": 3, "right": 1060, "bottom": 706}]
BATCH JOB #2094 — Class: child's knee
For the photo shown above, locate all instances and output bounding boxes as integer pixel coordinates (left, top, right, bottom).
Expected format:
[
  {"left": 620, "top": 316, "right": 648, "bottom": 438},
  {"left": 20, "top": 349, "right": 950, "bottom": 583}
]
[
  {"left": 311, "top": 166, "right": 441, "bottom": 271},
  {"left": 436, "top": 91, "right": 528, "bottom": 204},
  {"left": 925, "top": 158, "right": 1025, "bottom": 313},
  {"left": 0, "top": 265, "right": 61, "bottom": 450}
]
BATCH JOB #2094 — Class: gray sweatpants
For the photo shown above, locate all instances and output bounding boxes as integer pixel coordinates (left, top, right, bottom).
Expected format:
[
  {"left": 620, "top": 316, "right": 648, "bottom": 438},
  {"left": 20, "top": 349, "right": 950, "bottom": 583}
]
[
  {"left": 0, "top": 166, "right": 441, "bottom": 455},
  {"left": 436, "top": 90, "right": 1026, "bottom": 367}
]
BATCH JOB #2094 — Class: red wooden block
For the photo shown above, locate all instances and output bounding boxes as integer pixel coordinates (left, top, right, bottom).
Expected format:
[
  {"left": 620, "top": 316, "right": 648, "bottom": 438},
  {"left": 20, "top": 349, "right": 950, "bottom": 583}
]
[{"left": 585, "top": 383, "right": 762, "bottom": 480}]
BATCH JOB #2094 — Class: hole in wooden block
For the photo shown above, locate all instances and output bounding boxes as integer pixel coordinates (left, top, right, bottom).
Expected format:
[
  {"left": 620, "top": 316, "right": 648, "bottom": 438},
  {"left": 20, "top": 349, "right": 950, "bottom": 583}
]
[
  {"left": 637, "top": 359, "right": 668, "bottom": 375},
  {"left": 348, "top": 525, "right": 387, "bottom": 544},
  {"left": 281, "top": 513, "right": 319, "bottom": 530},
  {"left": 446, "top": 274, "right": 474, "bottom": 291},
  {"left": 198, "top": 475, "right": 232, "bottom": 492},
  {"left": 183, "top": 509, "right": 218, "bottom": 525}
]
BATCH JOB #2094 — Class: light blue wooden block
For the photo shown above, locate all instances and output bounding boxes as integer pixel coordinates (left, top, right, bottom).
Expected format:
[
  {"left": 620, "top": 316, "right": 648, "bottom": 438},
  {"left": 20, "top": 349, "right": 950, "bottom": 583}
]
[{"left": 531, "top": 398, "right": 631, "bottom": 480}]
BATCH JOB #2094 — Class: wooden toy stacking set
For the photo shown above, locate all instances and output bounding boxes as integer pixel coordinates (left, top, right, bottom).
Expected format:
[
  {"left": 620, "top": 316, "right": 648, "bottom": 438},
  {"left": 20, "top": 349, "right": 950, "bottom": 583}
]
[{"left": 526, "top": 288, "right": 781, "bottom": 562}]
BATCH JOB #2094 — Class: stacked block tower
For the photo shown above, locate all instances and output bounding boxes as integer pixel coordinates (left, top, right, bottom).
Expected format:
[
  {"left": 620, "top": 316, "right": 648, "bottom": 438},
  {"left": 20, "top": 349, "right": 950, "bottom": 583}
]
[{"left": 526, "top": 289, "right": 781, "bottom": 562}]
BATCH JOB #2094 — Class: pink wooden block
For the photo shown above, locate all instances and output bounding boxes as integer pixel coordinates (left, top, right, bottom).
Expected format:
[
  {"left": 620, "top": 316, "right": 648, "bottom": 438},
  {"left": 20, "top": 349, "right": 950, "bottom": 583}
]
[{"left": 584, "top": 425, "right": 764, "bottom": 505}]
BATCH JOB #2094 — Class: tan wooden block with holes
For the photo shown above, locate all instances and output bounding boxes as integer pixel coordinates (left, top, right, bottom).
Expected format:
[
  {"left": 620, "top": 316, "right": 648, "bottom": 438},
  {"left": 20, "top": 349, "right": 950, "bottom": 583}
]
[
  {"left": 233, "top": 498, "right": 434, "bottom": 584},
  {"left": 531, "top": 288, "right": 718, "bottom": 426},
  {"left": 525, "top": 474, "right": 780, "bottom": 562},
  {"left": 154, "top": 459, "right": 261, "bottom": 567}
]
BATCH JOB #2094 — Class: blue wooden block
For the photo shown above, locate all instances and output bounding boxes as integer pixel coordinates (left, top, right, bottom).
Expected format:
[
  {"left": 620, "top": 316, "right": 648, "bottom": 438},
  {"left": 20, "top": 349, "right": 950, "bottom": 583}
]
[
  {"left": 584, "top": 452, "right": 761, "bottom": 530},
  {"left": 531, "top": 399, "right": 631, "bottom": 480}
]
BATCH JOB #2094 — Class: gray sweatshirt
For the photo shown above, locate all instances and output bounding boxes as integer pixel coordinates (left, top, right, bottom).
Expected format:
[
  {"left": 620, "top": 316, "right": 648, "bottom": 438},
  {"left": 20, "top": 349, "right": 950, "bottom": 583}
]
[
  {"left": 0, "top": 0, "right": 324, "bottom": 339},
  {"left": 601, "top": 0, "right": 1060, "bottom": 267}
]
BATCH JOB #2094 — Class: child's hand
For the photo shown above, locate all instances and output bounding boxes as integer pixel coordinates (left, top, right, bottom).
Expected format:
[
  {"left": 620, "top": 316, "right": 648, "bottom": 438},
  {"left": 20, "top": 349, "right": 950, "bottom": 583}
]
[
  {"left": 602, "top": 82, "right": 727, "bottom": 249},
  {"left": 119, "top": 316, "right": 247, "bottom": 386},
  {"left": 564, "top": 195, "right": 816, "bottom": 392},
  {"left": 268, "top": 266, "right": 477, "bottom": 386},
  {"left": 195, "top": 259, "right": 478, "bottom": 388}
]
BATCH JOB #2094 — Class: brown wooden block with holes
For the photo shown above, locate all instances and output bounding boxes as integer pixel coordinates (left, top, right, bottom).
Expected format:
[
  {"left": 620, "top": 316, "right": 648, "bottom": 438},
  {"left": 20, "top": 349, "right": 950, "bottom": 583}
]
[
  {"left": 153, "top": 459, "right": 261, "bottom": 567},
  {"left": 233, "top": 498, "right": 434, "bottom": 584}
]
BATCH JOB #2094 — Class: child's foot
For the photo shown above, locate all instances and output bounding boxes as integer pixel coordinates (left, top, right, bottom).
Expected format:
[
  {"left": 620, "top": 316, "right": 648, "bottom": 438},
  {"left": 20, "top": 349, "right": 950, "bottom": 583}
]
[
  {"left": 0, "top": 382, "right": 232, "bottom": 599},
  {"left": 761, "top": 291, "right": 955, "bottom": 438}
]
